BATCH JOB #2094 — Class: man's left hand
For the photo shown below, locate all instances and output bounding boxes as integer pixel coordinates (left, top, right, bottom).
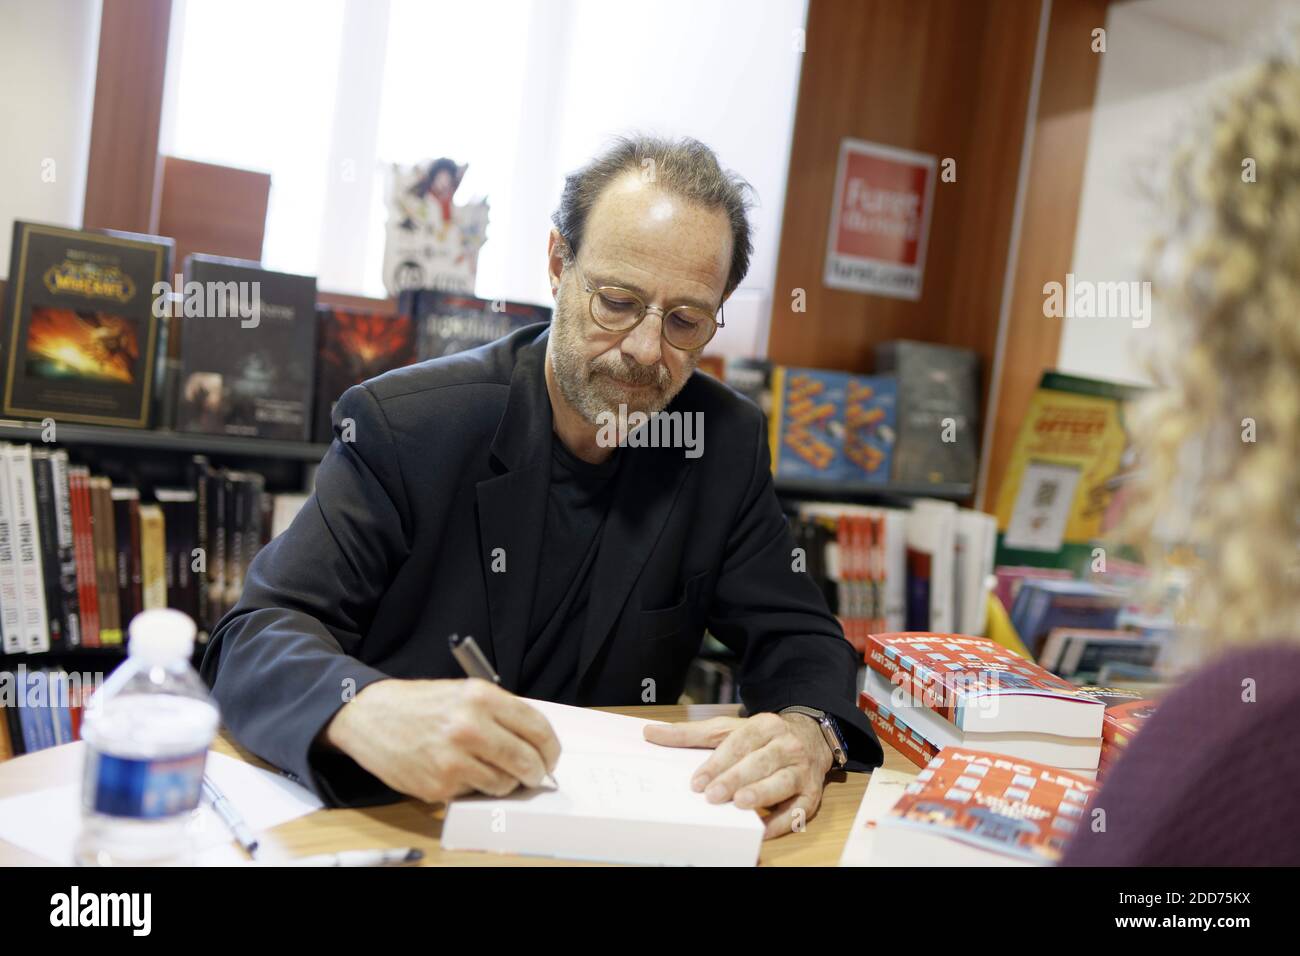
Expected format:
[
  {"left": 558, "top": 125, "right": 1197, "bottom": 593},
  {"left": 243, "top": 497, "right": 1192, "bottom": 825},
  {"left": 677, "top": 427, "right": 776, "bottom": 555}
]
[{"left": 643, "top": 712, "right": 834, "bottom": 840}]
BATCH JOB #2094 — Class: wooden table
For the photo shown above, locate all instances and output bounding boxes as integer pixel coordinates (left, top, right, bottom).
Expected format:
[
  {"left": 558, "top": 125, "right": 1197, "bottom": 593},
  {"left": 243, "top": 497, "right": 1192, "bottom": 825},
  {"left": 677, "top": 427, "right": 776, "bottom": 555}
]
[{"left": 0, "top": 703, "right": 916, "bottom": 866}]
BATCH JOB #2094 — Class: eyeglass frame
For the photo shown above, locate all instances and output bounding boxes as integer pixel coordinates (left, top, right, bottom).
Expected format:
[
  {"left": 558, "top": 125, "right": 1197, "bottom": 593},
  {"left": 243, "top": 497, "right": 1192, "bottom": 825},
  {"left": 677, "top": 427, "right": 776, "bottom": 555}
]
[{"left": 562, "top": 253, "right": 725, "bottom": 352}]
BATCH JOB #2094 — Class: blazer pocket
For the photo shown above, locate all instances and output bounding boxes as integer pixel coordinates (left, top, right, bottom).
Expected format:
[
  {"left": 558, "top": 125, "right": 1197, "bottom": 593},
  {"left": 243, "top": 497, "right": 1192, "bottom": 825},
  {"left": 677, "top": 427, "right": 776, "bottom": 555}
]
[{"left": 639, "top": 571, "right": 708, "bottom": 641}]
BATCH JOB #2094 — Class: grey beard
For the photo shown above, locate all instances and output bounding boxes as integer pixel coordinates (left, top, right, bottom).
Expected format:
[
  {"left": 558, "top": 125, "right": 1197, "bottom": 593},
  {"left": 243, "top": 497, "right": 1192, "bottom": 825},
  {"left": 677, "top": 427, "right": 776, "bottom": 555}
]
[{"left": 550, "top": 306, "right": 689, "bottom": 425}]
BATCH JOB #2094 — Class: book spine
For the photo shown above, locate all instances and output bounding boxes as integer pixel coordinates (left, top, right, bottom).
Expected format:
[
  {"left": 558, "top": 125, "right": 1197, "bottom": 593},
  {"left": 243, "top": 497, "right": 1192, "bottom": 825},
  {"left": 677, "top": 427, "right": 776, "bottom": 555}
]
[
  {"left": 7, "top": 446, "right": 51, "bottom": 653},
  {"left": 139, "top": 505, "right": 167, "bottom": 610},
  {"left": 192, "top": 458, "right": 210, "bottom": 642},
  {"left": 859, "top": 692, "right": 940, "bottom": 771},
  {"left": 128, "top": 496, "right": 142, "bottom": 621},
  {"left": 90, "top": 479, "right": 121, "bottom": 645},
  {"left": 0, "top": 448, "right": 26, "bottom": 654},
  {"left": 69, "top": 470, "right": 100, "bottom": 648},
  {"left": 883, "top": 511, "right": 907, "bottom": 633},
  {"left": 223, "top": 475, "right": 241, "bottom": 615},
  {"left": 871, "top": 514, "right": 884, "bottom": 636},
  {"left": 17, "top": 680, "right": 43, "bottom": 753},
  {"left": 46, "top": 673, "right": 65, "bottom": 745},
  {"left": 157, "top": 496, "right": 199, "bottom": 623},
  {"left": 35, "top": 673, "right": 55, "bottom": 751},
  {"left": 31, "top": 452, "right": 66, "bottom": 649},
  {"left": 208, "top": 472, "right": 227, "bottom": 623},
  {"left": 851, "top": 514, "right": 867, "bottom": 653},
  {"left": 863, "top": 640, "right": 957, "bottom": 727},
  {"left": 157, "top": 311, "right": 183, "bottom": 431},
  {"left": 3, "top": 691, "right": 26, "bottom": 755},
  {"left": 241, "top": 475, "right": 265, "bottom": 599},
  {"left": 0, "top": 700, "right": 11, "bottom": 760},
  {"left": 49, "top": 452, "right": 81, "bottom": 648},
  {"left": 111, "top": 493, "right": 137, "bottom": 628}
]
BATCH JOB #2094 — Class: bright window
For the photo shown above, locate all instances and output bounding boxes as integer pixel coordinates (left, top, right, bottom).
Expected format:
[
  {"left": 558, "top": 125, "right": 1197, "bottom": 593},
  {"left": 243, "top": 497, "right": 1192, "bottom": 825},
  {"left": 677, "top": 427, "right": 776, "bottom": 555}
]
[{"left": 161, "top": 0, "right": 809, "bottom": 357}]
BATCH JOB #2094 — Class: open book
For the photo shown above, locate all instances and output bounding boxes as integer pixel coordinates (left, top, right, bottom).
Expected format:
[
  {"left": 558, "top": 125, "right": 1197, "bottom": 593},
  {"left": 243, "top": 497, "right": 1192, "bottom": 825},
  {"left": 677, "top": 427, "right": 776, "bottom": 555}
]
[{"left": 440, "top": 699, "right": 764, "bottom": 866}]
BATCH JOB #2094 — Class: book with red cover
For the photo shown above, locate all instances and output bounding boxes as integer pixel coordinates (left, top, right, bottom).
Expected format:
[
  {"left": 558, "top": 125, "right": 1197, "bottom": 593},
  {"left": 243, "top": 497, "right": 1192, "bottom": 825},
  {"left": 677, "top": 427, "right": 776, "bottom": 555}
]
[
  {"left": 859, "top": 690, "right": 941, "bottom": 770},
  {"left": 68, "top": 468, "right": 99, "bottom": 648},
  {"left": 865, "top": 632, "right": 1104, "bottom": 737},
  {"left": 872, "top": 747, "right": 1097, "bottom": 866},
  {"left": 313, "top": 307, "right": 418, "bottom": 443},
  {"left": 1078, "top": 685, "right": 1159, "bottom": 777}
]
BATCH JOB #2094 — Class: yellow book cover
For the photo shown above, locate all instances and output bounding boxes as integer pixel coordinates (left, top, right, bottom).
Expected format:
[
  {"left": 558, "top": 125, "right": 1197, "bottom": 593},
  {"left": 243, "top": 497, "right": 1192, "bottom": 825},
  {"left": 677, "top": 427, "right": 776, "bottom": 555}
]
[
  {"left": 995, "top": 372, "right": 1142, "bottom": 558},
  {"left": 138, "top": 504, "right": 167, "bottom": 610}
]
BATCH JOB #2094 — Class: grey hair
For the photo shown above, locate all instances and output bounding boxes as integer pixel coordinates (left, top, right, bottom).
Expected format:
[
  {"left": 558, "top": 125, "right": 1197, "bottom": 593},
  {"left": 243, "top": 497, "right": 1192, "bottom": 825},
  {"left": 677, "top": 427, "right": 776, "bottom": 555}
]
[{"left": 551, "top": 134, "right": 755, "bottom": 298}]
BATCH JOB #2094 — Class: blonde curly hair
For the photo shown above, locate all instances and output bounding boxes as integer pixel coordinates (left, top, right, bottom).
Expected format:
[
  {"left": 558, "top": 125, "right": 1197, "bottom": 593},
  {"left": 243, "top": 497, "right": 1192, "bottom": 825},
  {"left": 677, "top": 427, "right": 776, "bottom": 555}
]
[{"left": 1124, "top": 44, "right": 1300, "bottom": 650}]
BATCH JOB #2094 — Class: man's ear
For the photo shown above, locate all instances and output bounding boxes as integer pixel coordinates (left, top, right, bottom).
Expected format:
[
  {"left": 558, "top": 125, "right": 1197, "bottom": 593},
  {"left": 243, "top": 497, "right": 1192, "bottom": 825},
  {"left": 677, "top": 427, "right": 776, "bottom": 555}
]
[{"left": 546, "top": 229, "right": 566, "bottom": 300}]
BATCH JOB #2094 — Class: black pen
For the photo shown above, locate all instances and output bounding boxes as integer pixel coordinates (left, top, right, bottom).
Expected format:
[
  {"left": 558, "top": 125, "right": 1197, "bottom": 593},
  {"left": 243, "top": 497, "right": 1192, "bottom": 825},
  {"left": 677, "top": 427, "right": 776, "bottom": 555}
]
[{"left": 448, "top": 633, "right": 559, "bottom": 790}]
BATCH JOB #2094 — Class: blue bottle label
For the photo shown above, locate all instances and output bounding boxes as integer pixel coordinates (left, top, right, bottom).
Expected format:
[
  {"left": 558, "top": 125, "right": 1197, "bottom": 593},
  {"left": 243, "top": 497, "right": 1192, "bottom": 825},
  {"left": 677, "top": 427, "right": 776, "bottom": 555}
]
[{"left": 83, "top": 748, "right": 208, "bottom": 819}]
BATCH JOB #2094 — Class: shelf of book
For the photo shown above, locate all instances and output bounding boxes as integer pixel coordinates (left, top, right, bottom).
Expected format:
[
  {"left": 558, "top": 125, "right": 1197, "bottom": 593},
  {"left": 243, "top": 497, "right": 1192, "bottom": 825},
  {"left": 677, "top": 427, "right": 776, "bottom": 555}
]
[{"left": 0, "top": 419, "right": 331, "bottom": 463}]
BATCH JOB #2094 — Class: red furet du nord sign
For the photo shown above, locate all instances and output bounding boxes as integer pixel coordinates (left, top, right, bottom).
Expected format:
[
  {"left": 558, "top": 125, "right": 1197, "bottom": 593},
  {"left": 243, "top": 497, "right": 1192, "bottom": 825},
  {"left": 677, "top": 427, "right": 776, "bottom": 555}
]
[{"left": 823, "top": 138, "right": 937, "bottom": 301}]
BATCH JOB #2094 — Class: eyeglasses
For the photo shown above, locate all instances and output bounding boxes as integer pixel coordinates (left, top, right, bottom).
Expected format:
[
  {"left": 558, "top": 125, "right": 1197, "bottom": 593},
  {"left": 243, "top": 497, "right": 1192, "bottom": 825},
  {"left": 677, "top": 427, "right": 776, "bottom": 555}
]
[{"left": 566, "top": 256, "right": 724, "bottom": 352}]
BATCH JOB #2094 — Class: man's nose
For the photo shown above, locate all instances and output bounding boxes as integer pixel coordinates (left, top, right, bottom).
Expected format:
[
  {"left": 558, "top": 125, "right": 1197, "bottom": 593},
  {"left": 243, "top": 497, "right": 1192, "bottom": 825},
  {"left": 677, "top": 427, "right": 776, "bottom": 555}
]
[{"left": 621, "top": 309, "right": 664, "bottom": 366}]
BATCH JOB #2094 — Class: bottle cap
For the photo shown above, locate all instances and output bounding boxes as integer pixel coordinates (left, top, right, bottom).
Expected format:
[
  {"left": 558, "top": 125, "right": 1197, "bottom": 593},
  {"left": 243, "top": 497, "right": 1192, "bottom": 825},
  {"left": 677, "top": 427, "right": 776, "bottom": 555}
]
[{"left": 128, "top": 608, "right": 197, "bottom": 664}]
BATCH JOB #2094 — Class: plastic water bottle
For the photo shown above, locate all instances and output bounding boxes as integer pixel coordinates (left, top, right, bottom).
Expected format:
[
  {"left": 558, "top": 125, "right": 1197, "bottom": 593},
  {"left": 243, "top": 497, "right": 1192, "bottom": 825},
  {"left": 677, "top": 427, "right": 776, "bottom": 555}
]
[{"left": 74, "top": 609, "right": 219, "bottom": 866}]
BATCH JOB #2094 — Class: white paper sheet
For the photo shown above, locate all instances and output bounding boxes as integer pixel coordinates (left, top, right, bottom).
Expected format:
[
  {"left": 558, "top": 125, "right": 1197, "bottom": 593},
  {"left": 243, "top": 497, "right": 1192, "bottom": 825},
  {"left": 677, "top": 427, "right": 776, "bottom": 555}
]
[
  {"left": 838, "top": 768, "right": 914, "bottom": 866},
  {"left": 0, "top": 744, "right": 322, "bottom": 865}
]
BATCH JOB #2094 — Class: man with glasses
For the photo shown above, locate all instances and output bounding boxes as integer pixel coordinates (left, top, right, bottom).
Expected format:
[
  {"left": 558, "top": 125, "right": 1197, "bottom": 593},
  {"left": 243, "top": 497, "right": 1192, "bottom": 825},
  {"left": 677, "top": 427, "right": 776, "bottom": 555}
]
[{"left": 203, "top": 136, "right": 883, "bottom": 839}]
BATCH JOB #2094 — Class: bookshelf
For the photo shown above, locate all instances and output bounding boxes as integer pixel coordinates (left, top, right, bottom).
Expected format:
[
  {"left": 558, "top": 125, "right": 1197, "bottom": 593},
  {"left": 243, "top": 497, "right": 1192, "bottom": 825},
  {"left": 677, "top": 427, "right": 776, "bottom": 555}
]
[
  {"left": 774, "top": 476, "right": 971, "bottom": 503},
  {"left": 0, "top": 419, "right": 330, "bottom": 463}
]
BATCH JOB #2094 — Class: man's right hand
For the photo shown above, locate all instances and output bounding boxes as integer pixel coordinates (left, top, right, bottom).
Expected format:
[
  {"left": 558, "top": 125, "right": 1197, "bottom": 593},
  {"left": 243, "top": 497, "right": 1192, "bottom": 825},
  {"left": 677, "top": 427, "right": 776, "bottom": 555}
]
[{"left": 321, "top": 678, "right": 562, "bottom": 804}]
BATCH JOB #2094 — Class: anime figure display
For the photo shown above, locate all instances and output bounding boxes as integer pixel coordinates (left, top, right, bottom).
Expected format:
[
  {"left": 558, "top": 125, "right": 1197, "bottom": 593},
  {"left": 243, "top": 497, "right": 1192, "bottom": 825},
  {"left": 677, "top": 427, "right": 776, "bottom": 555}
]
[{"left": 382, "top": 157, "right": 489, "bottom": 297}]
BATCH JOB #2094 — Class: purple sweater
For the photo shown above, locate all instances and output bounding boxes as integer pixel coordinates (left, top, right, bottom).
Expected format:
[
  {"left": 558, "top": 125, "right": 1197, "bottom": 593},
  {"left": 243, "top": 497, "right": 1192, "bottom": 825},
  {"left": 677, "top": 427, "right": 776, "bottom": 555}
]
[{"left": 1063, "top": 643, "right": 1300, "bottom": 866}]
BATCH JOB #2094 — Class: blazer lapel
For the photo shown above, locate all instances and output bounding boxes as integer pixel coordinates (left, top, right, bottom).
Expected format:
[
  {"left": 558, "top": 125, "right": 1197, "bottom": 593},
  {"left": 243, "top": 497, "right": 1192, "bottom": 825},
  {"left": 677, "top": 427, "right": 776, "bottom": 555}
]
[{"left": 474, "top": 331, "right": 553, "bottom": 691}]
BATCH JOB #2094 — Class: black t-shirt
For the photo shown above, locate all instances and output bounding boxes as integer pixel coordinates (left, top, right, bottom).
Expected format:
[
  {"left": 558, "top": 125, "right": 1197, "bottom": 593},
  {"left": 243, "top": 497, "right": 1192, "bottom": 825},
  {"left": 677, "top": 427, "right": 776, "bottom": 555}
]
[{"left": 517, "top": 436, "right": 622, "bottom": 702}]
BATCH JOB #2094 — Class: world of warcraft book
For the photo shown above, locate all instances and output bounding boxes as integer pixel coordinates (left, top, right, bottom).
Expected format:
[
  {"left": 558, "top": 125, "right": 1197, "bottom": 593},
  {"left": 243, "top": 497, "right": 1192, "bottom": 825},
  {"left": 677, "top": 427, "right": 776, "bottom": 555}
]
[
  {"left": 176, "top": 255, "right": 318, "bottom": 441},
  {"left": 2, "top": 221, "right": 172, "bottom": 428}
]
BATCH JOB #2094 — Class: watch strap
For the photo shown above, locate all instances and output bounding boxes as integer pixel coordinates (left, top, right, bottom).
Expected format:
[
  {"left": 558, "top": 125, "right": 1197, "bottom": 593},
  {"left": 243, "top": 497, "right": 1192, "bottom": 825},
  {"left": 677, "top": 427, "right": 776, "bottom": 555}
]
[{"left": 780, "top": 705, "right": 848, "bottom": 769}]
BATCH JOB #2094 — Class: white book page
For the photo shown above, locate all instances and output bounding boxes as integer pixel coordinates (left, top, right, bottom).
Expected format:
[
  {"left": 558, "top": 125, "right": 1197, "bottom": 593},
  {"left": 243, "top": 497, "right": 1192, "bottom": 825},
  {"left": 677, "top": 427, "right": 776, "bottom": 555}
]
[
  {"left": 462, "top": 699, "right": 759, "bottom": 827},
  {"left": 443, "top": 699, "right": 766, "bottom": 863}
]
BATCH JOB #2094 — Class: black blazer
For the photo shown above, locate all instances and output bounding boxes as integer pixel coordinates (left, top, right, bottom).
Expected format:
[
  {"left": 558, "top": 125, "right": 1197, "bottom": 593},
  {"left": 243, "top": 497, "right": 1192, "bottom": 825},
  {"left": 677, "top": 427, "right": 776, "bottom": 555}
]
[{"left": 201, "top": 323, "right": 883, "bottom": 805}]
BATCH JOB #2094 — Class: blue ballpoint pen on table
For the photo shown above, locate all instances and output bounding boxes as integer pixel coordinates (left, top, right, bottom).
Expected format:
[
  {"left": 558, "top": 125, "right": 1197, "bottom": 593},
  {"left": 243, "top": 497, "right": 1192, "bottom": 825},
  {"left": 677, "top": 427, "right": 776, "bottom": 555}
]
[{"left": 448, "top": 633, "right": 560, "bottom": 790}]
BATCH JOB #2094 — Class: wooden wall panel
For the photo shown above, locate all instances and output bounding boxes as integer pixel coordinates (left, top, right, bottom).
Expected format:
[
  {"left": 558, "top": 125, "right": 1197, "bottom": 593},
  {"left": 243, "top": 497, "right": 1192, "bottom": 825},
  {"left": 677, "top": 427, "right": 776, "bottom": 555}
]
[
  {"left": 769, "top": 0, "right": 1043, "bottom": 388},
  {"left": 979, "top": 0, "right": 1111, "bottom": 507},
  {"left": 156, "top": 157, "right": 271, "bottom": 268},
  {"left": 81, "top": 0, "right": 172, "bottom": 234}
]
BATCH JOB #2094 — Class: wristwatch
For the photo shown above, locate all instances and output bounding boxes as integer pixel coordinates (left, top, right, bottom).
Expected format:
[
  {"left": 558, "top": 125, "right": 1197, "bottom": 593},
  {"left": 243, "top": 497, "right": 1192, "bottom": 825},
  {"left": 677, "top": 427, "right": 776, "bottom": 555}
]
[{"left": 780, "top": 706, "right": 848, "bottom": 769}]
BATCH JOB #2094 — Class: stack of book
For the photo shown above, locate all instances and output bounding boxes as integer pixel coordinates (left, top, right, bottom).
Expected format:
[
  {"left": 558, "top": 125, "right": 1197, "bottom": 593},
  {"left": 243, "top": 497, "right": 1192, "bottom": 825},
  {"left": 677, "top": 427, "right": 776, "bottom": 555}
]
[
  {"left": 858, "top": 632, "right": 1106, "bottom": 777},
  {"left": 786, "top": 500, "right": 997, "bottom": 652},
  {"left": 867, "top": 747, "right": 1097, "bottom": 866},
  {"left": 993, "top": 565, "right": 1073, "bottom": 615},
  {"left": 1078, "top": 685, "right": 1159, "bottom": 781},
  {"left": 1039, "top": 627, "right": 1167, "bottom": 682},
  {"left": 1009, "top": 578, "right": 1125, "bottom": 658},
  {"left": 788, "top": 502, "right": 906, "bottom": 653}
]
